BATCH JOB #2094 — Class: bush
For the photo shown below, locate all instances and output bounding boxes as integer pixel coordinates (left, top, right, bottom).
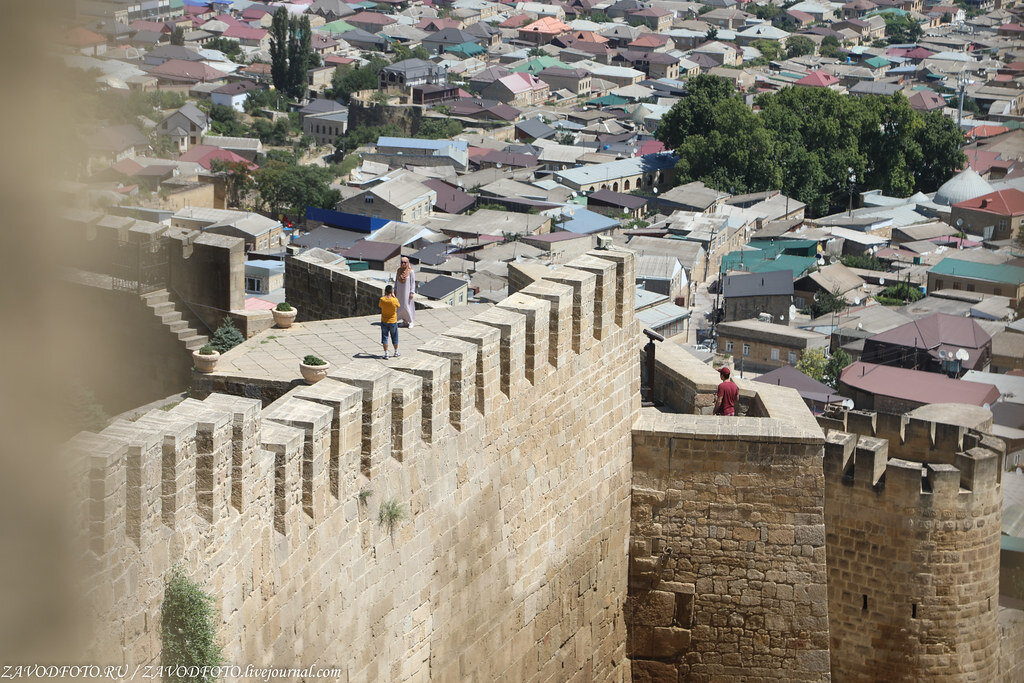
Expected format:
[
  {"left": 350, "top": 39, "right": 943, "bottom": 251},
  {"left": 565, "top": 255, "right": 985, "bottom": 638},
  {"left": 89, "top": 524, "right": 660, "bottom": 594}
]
[
  {"left": 161, "top": 565, "right": 224, "bottom": 683},
  {"left": 209, "top": 317, "right": 245, "bottom": 354},
  {"left": 275, "top": 302, "right": 293, "bottom": 312},
  {"left": 198, "top": 344, "right": 216, "bottom": 355},
  {"left": 840, "top": 254, "right": 886, "bottom": 271},
  {"left": 303, "top": 354, "right": 326, "bottom": 366},
  {"left": 378, "top": 498, "right": 405, "bottom": 536},
  {"left": 878, "top": 281, "right": 923, "bottom": 304}
]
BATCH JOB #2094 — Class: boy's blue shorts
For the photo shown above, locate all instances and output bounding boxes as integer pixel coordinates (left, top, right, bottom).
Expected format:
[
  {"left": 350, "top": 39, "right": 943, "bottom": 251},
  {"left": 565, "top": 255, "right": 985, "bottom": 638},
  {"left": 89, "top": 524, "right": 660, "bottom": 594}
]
[{"left": 381, "top": 322, "right": 398, "bottom": 346}]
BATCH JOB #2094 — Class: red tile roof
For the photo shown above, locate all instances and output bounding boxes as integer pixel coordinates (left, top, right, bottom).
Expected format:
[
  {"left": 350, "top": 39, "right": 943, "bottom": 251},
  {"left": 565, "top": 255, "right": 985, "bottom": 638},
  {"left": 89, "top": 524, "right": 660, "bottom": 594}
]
[
  {"left": 840, "top": 361, "right": 1000, "bottom": 406},
  {"left": 150, "top": 59, "right": 229, "bottom": 82},
  {"left": 966, "top": 124, "right": 1009, "bottom": 140},
  {"left": 222, "top": 24, "right": 268, "bottom": 41},
  {"left": 952, "top": 188, "right": 1024, "bottom": 216},
  {"left": 178, "top": 145, "right": 257, "bottom": 170},
  {"left": 796, "top": 70, "right": 839, "bottom": 87},
  {"left": 64, "top": 26, "right": 107, "bottom": 47}
]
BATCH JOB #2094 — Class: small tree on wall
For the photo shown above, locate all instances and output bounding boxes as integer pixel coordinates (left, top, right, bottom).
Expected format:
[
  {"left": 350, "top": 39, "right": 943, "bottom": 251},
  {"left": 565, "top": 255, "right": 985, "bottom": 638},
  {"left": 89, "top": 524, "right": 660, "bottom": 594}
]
[{"left": 161, "top": 565, "right": 224, "bottom": 683}]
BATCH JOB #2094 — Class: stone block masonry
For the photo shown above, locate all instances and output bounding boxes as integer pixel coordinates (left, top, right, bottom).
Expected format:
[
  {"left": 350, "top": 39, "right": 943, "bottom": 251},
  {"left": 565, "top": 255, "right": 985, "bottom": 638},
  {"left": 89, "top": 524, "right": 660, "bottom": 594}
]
[
  {"left": 818, "top": 407, "right": 1005, "bottom": 681},
  {"left": 628, "top": 350, "right": 831, "bottom": 681},
  {"left": 66, "top": 251, "right": 641, "bottom": 681}
]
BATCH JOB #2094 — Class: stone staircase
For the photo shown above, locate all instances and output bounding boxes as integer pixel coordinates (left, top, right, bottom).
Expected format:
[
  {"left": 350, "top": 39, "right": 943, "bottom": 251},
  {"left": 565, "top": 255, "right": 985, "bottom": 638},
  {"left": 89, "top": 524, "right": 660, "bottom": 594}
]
[{"left": 141, "top": 289, "right": 209, "bottom": 353}]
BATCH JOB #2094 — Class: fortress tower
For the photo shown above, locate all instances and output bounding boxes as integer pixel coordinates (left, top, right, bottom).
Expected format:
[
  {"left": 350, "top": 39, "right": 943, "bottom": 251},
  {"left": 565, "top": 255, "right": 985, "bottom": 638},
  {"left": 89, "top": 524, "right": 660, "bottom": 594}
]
[{"left": 818, "top": 407, "right": 1004, "bottom": 680}]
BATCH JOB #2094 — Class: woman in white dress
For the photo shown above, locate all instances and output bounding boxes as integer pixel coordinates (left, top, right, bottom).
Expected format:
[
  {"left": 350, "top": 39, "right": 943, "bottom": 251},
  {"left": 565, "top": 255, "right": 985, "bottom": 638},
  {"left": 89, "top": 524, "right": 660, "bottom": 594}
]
[{"left": 394, "top": 256, "right": 415, "bottom": 328}]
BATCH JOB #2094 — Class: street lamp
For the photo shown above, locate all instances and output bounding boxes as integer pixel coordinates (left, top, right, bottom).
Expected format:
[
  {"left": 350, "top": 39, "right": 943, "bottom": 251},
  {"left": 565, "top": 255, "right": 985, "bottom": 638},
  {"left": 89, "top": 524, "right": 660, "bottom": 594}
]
[{"left": 847, "top": 166, "right": 856, "bottom": 217}]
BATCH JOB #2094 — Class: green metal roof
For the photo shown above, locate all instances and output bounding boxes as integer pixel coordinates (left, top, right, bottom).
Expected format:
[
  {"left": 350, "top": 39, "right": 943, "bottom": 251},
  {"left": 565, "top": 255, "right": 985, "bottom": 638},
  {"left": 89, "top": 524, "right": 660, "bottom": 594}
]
[
  {"left": 321, "top": 19, "right": 356, "bottom": 34},
  {"left": 588, "top": 94, "right": 629, "bottom": 106},
  {"left": 445, "top": 41, "right": 485, "bottom": 56},
  {"left": 748, "top": 238, "right": 818, "bottom": 257},
  {"left": 509, "top": 56, "right": 568, "bottom": 74},
  {"left": 864, "top": 56, "right": 891, "bottom": 68},
  {"left": 929, "top": 257, "right": 1024, "bottom": 286},
  {"left": 722, "top": 251, "right": 816, "bottom": 278}
]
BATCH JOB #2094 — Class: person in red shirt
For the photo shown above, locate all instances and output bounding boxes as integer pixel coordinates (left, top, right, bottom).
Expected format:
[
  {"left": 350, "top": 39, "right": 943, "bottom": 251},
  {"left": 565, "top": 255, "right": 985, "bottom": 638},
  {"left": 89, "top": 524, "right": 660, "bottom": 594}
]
[{"left": 714, "top": 366, "right": 738, "bottom": 416}]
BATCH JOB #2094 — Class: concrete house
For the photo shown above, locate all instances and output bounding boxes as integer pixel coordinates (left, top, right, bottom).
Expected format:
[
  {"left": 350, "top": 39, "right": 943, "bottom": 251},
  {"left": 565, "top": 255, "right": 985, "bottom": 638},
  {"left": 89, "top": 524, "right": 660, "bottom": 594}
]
[
  {"left": 722, "top": 270, "right": 795, "bottom": 324},
  {"left": 210, "top": 80, "right": 261, "bottom": 112},
  {"left": 158, "top": 103, "right": 209, "bottom": 153},
  {"left": 536, "top": 66, "right": 592, "bottom": 95},
  {"left": 949, "top": 188, "right": 1024, "bottom": 243},
  {"left": 481, "top": 72, "right": 551, "bottom": 107},
  {"left": 718, "top": 318, "right": 830, "bottom": 373},
  {"left": 418, "top": 274, "right": 469, "bottom": 306},
  {"left": 378, "top": 59, "right": 448, "bottom": 90},
  {"left": 336, "top": 178, "right": 437, "bottom": 223}
]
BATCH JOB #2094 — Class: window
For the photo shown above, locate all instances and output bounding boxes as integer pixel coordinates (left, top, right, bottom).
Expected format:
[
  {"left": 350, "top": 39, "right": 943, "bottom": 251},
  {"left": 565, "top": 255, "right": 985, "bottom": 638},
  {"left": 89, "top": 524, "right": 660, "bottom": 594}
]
[
  {"left": 725, "top": 341, "right": 733, "bottom": 352},
  {"left": 245, "top": 277, "right": 262, "bottom": 293},
  {"left": 742, "top": 344, "right": 750, "bottom": 357},
  {"left": 770, "top": 348, "right": 780, "bottom": 361},
  {"left": 459, "top": 293, "right": 464, "bottom": 302},
  {"left": 795, "top": 296, "right": 805, "bottom": 307},
  {"left": 934, "top": 279, "right": 943, "bottom": 290},
  {"left": 967, "top": 284, "right": 975, "bottom": 292},
  {"left": 995, "top": 288, "right": 1002, "bottom": 296},
  {"left": 364, "top": 196, "right": 374, "bottom": 203},
  {"left": 788, "top": 351, "right": 797, "bottom": 365}
]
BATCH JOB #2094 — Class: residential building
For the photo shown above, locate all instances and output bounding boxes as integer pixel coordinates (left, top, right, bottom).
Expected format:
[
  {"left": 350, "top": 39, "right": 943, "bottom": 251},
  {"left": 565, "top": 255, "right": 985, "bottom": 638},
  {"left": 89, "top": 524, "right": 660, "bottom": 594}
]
[
  {"left": 753, "top": 365, "right": 850, "bottom": 414},
  {"left": 717, "top": 318, "right": 830, "bottom": 373},
  {"left": 839, "top": 361, "right": 1000, "bottom": 413},
  {"left": 378, "top": 59, "right": 448, "bottom": 89},
  {"left": 636, "top": 254, "right": 686, "bottom": 301},
  {"left": 340, "top": 240, "right": 403, "bottom": 272},
  {"left": 480, "top": 72, "right": 551, "bottom": 107},
  {"left": 793, "top": 262, "right": 866, "bottom": 309},
  {"left": 587, "top": 189, "right": 648, "bottom": 219},
  {"left": 336, "top": 177, "right": 437, "bottom": 223},
  {"left": 244, "top": 259, "right": 284, "bottom": 295},
  {"left": 536, "top": 67, "right": 592, "bottom": 95},
  {"left": 949, "top": 188, "right": 1024, "bottom": 242},
  {"left": 210, "top": 80, "right": 261, "bottom": 112},
  {"left": 418, "top": 274, "right": 469, "bottom": 305},
  {"left": 158, "top": 103, "right": 209, "bottom": 153},
  {"left": 303, "top": 110, "right": 348, "bottom": 146},
  {"left": 554, "top": 153, "right": 678, "bottom": 193},
  {"left": 861, "top": 312, "right": 993, "bottom": 374},
  {"left": 927, "top": 258, "right": 1024, "bottom": 300},
  {"left": 722, "top": 270, "right": 795, "bottom": 324}
]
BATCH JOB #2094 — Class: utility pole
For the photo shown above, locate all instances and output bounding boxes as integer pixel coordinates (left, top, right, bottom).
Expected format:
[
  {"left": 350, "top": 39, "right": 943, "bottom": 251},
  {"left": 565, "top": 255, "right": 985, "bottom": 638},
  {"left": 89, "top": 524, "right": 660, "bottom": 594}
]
[{"left": 957, "top": 71, "right": 968, "bottom": 129}]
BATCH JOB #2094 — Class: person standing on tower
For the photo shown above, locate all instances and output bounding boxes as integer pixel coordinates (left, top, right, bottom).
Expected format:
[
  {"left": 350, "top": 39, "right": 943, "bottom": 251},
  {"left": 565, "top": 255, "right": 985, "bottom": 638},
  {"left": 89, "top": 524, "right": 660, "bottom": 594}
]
[
  {"left": 394, "top": 256, "right": 416, "bottom": 329},
  {"left": 714, "top": 366, "right": 738, "bottom": 416}
]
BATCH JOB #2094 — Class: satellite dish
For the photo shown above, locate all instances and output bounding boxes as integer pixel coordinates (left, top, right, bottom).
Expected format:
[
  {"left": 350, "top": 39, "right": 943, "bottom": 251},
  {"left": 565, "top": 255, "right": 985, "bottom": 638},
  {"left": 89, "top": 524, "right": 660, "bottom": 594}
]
[
  {"left": 878, "top": 278, "right": 885, "bottom": 286},
  {"left": 842, "top": 398, "right": 854, "bottom": 409},
  {"left": 496, "top": 162, "right": 502, "bottom": 168},
  {"left": 857, "top": 322, "right": 863, "bottom": 330},
  {"left": 956, "top": 348, "right": 969, "bottom": 361},
  {"left": 983, "top": 403, "right": 990, "bottom": 411},
  {"left": 789, "top": 304, "right": 797, "bottom": 319},
  {"left": 956, "top": 218, "right": 963, "bottom": 227},
  {"left": 938, "top": 349, "right": 947, "bottom": 359}
]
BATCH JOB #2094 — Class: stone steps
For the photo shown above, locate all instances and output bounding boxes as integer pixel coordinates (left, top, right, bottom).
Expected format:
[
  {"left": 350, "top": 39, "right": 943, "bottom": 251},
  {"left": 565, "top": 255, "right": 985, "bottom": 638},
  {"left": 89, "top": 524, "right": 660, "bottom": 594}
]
[{"left": 142, "top": 288, "right": 209, "bottom": 356}]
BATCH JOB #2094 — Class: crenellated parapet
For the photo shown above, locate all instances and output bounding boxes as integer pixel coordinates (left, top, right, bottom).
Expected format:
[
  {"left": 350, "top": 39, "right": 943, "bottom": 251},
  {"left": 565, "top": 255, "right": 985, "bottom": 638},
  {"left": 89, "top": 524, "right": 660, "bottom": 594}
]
[
  {"left": 66, "top": 249, "right": 640, "bottom": 679},
  {"left": 817, "top": 406, "right": 1004, "bottom": 681}
]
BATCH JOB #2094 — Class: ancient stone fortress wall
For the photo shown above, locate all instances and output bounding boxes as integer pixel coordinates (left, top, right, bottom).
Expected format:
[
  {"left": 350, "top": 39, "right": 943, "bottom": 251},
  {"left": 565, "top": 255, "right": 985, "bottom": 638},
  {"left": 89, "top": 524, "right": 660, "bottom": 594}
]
[
  {"left": 284, "top": 248, "right": 388, "bottom": 322},
  {"left": 67, "top": 250, "right": 640, "bottom": 680},
  {"left": 817, "top": 407, "right": 1004, "bottom": 680},
  {"left": 627, "top": 345, "right": 831, "bottom": 681}
]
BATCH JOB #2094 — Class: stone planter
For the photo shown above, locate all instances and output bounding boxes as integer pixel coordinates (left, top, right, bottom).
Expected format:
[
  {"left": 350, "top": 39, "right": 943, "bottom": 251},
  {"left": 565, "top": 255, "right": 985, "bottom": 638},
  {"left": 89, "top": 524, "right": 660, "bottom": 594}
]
[
  {"left": 299, "top": 360, "right": 330, "bottom": 384},
  {"left": 193, "top": 350, "right": 220, "bottom": 373},
  {"left": 272, "top": 307, "right": 298, "bottom": 328}
]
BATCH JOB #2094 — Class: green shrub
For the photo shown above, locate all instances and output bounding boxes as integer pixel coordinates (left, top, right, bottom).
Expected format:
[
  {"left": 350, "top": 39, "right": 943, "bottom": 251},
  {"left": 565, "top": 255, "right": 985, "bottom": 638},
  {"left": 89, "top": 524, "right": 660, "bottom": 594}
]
[
  {"left": 161, "top": 565, "right": 224, "bottom": 683},
  {"left": 378, "top": 498, "right": 405, "bottom": 536},
  {"left": 303, "top": 354, "right": 326, "bottom": 366},
  {"left": 275, "top": 302, "right": 293, "bottom": 312},
  {"left": 209, "top": 317, "right": 245, "bottom": 354},
  {"left": 198, "top": 344, "right": 216, "bottom": 355}
]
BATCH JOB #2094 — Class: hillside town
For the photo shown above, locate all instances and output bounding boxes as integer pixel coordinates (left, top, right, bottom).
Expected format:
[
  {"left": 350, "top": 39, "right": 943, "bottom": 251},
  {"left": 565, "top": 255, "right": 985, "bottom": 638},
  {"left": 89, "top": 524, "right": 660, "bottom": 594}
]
[{"left": 43, "top": 0, "right": 1024, "bottom": 675}]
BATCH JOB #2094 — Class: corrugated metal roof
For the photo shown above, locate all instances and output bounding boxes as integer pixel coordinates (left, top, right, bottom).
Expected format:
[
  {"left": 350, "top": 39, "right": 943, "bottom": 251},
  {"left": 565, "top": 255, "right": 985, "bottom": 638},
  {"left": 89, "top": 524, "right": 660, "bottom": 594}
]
[{"left": 929, "top": 257, "right": 1024, "bottom": 285}]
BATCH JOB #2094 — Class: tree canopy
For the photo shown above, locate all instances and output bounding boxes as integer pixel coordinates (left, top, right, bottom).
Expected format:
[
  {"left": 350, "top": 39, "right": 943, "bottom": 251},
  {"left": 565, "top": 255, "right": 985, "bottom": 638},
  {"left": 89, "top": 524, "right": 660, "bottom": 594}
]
[
  {"left": 655, "top": 76, "right": 966, "bottom": 216},
  {"left": 269, "top": 8, "right": 312, "bottom": 99},
  {"left": 328, "top": 55, "right": 389, "bottom": 103},
  {"left": 883, "top": 14, "right": 923, "bottom": 43},
  {"left": 253, "top": 161, "right": 340, "bottom": 215}
]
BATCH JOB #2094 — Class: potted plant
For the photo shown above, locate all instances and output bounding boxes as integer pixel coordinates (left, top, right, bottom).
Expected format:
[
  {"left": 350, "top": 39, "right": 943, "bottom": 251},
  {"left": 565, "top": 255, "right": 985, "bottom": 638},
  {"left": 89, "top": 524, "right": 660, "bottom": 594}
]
[
  {"left": 193, "top": 344, "right": 220, "bottom": 373},
  {"left": 272, "top": 302, "right": 298, "bottom": 328},
  {"left": 299, "top": 354, "right": 330, "bottom": 384}
]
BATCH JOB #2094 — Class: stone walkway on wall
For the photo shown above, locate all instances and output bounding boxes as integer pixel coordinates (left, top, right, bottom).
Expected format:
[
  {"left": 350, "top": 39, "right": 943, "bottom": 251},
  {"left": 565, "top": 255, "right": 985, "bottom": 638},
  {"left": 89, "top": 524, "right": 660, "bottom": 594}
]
[{"left": 214, "top": 305, "right": 490, "bottom": 381}]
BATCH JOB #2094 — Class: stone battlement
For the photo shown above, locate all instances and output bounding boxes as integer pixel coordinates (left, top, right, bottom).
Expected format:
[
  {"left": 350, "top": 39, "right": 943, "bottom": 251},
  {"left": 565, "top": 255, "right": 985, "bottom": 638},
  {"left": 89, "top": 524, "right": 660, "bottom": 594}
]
[
  {"left": 65, "top": 249, "right": 639, "bottom": 679},
  {"left": 818, "top": 406, "right": 1005, "bottom": 505},
  {"left": 817, "top": 405, "right": 1003, "bottom": 680}
]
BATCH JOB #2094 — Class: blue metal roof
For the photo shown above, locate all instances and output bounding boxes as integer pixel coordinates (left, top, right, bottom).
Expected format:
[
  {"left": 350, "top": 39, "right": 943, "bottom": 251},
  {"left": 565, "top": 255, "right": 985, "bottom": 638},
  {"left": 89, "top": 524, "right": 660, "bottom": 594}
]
[{"left": 558, "top": 208, "right": 619, "bottom": 234}]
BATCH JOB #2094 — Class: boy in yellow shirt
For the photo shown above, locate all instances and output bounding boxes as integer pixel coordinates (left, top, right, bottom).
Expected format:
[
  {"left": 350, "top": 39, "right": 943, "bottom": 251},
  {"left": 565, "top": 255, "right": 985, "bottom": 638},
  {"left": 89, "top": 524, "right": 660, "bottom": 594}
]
[{"left": 379, "top": 284, "right": 401, "bottom": 359}]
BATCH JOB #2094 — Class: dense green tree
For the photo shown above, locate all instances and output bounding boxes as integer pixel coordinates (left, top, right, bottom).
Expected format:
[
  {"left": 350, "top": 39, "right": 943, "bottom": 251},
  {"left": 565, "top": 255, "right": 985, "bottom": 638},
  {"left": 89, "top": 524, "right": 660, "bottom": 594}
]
[
  {"left": 269, "top": 7, "right": 290, "bottom": 94},
  {"left": 170, "top": 25, "right": 185, "bottom": 46},
  {"left": 209, "top": 317, "right": 245, "bottom": 353},
  {"left": 798, "top": 347, "right": 852, "bottom": 389},
  {"left": 752, "top": 39, "right": 783, "bottom": 62},
  {"left": 415, "top": 118, "right": 463, "bottom": 139},
  {"left": 207, "top": 103, "right": 247, "bottom": 136},
  {"left": 209, "top": 159, "right": 253, "bottom": 208},
  {"left": 657, "top": 80, "right": 964, "bottom": 217},
  {"left": 819, "top": 35, "right": 844, "bottom": 59},
  {"left": 334, "top": 123, "right": 399, "bottom": 155},
  {"left": 841, "top": 254, "right": 886, "bottom": 271},
  {"left": 883, "top": 14, "right": 923, "bottom": 43},
  {"left": 391, "top": 44, "right": 430, "bottom": 62},
  {"left": 253, "top": 161, "right": 340, "bottom": 215},
  {"left": 824, "top": 349, "right": 851, "bottom": 389},
  {"left": 288, "top": 15, "right": 311, "bottom": 100},
  {"left": 251, "top": 117, "right": 295, "bottom": 145},
  {"left": 785, "top": 35, "right": 816, "bottom": 58},
  {"left": 808, "top": 287, "right": 848, "bottom": 318},
  {"left": 328, "top": 55, "right": 389, "bottom": 103},
  {"left": 751, "top": 3, "right": 782, "bottom": 20},
  {"left": 705, "top": 26, "right": 719, "bottom": 40},
  {"left": 205, "top": 36, "right": 243, "bottom": 62}
]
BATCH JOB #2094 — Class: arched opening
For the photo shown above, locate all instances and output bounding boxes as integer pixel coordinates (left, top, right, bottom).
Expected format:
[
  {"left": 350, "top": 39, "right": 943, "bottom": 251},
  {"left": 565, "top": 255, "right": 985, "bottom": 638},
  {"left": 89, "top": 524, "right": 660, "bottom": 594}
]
[
  {"left": 624, "top": 179, "right": 631, "bottom": 191},
  {"left": 613, "top": 182, "right": 619, "bottom": 192}
]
